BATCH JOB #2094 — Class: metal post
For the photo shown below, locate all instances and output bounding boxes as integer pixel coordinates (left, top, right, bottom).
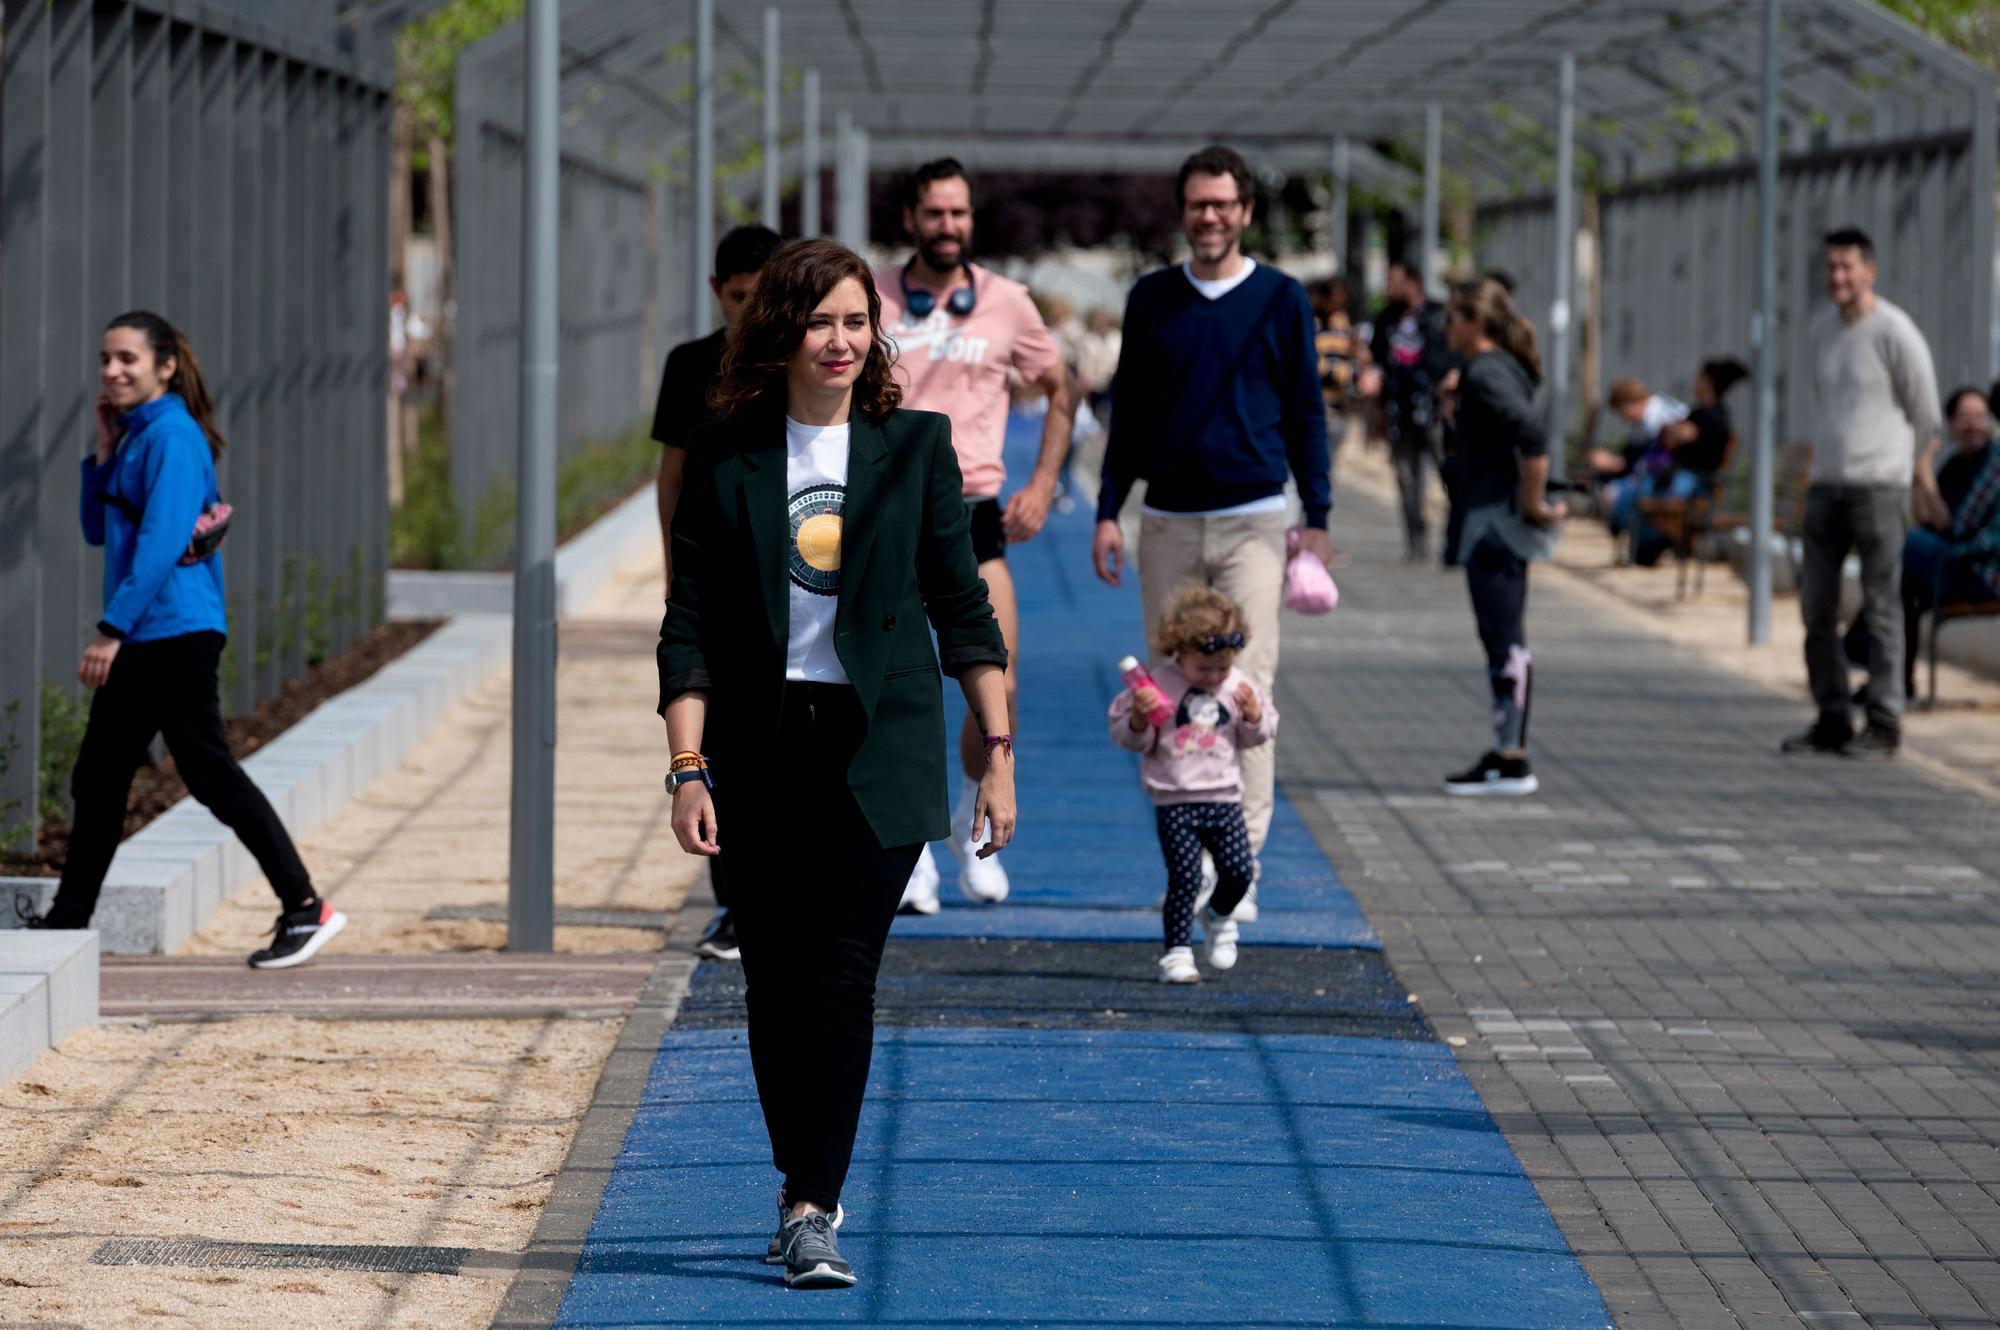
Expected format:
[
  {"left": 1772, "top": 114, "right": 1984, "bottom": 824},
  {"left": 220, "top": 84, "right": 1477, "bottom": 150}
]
[
  {"left": 509, "top": 0, "right": 560, "bottom": 953},
  {"left": 760, "top": 6, "right": 780, "bottom": 231},
  {"left": 834, "top": 109, "right": 856, "bottom": 246},
  {"left": 1549, "top": 53, "right": 1576, "bottom": 483},
  {"left": 1421, "top": 103, "right": 1442, "bottom": 297},
  {"left": 1750, "top": 0, "right": 1780, "bottom": 645},
  {"left": 690, "top": 0, "right": 715, "bottom": 334},
  {"left": 1971, "top": 73, "right": 1997, "bottom": 380},
  {"left": 1330, "top": 136, "right": 1349, "bottom": 276},
  {"left": 802, "top": 68, "right": 821, "bottom": 236}
]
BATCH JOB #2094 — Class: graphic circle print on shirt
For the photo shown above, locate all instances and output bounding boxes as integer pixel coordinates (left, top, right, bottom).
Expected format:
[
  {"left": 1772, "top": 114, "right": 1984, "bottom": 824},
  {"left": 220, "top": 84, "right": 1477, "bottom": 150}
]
[
  {"left": 1174, "top": 688, "right": 1233, "bottom": 754},
  {"left": 787, "top": 483, "right": 846, "bottom": 596}
]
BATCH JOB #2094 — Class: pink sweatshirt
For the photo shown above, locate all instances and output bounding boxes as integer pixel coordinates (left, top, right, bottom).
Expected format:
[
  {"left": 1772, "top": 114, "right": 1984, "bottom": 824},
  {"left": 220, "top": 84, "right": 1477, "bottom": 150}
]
[{"left": 1108, "top": 662, "right": 1278, "bottom": 806}]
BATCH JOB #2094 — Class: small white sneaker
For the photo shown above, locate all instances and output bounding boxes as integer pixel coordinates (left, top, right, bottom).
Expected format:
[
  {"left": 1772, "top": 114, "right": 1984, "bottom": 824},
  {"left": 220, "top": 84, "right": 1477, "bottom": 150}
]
[
  {"left": 1232, "top": 860, "right": 1262, "bottom": 923},
  {"left": 947, "top": 779, "right": 1009, "bottom": 903},
  {"left": 1157, "top": 947, "right": 1200, "bottom": 984},
  {"left": 1203, "top": 909, "right": 1240, "bottom": 971},
  {"left": 897, "top": 845, "right": 941, "bottom": 916}
]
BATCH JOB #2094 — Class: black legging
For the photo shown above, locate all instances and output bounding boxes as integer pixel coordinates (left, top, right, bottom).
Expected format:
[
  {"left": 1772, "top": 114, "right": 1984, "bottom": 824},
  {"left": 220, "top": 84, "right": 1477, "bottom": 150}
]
[
  {"left": 47, "top": 631, "right": 315, "bottom": 928},
  {"left": 727, "top": 682, "right": 921, "bottom": 1212},
  {"left": 1466, "top": 536, "right": 1533, "bottom": 753}
]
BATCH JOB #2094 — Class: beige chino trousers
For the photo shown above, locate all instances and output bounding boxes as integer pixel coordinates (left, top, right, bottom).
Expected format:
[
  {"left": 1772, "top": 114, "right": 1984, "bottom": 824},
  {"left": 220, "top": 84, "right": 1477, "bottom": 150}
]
[{"left": 1137, "top": 509, "right": 1288, "bottom": 852}]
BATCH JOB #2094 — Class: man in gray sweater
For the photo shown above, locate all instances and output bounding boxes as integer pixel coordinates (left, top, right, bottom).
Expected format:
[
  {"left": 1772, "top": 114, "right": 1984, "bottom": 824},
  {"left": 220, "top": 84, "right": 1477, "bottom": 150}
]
[{"left": 1783, "top": 227, "right": 1942, "bottom": 759}]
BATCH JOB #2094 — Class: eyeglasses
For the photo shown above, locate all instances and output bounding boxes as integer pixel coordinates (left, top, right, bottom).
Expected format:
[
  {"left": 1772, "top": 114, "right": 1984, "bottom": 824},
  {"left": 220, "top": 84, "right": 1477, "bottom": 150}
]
[{"left": 1183, "top": 199, "right": 1245, "bottom": 217}]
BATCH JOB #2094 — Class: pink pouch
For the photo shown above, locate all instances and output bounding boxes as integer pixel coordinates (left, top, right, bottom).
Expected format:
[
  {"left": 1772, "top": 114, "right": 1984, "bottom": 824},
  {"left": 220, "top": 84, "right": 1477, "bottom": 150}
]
[{"left": 1284, "top": 527, "right": 1338, "bottom": 615}]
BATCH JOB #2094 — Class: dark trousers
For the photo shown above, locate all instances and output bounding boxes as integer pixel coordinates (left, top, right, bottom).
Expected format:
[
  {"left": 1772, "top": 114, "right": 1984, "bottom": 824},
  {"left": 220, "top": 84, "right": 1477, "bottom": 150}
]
[
  {"left": 1801, "top": 484, "right": 1906, "bottom": 732},
  {"left": 48, "top": 631, "right": 315, "bottom": 928},
  {"left": 1466, "top": 537, "right": 1532, "bottom": 752},
  {"left": 1156, "top": 802, "right": 1254, "bottom": 950},
  {"left": 1842, "top": 527, "right": 1994, "bottom": 699},
  {"left": 1389, "top": 416, "right": 1445, "bottom": 556},
  {"left": 728, "top": 682, "right": 920, "bottom": 1212}
]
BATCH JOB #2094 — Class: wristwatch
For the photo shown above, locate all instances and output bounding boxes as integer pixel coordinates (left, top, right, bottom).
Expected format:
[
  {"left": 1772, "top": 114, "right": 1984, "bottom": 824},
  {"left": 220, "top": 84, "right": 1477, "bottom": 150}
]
[{"left": 667, "top": 766, "right": 713, "bottom": 792}]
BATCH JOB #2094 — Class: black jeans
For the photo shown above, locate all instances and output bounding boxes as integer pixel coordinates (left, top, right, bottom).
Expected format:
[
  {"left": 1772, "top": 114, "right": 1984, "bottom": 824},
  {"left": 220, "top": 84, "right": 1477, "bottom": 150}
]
[
  {"left": 728, "top": 682, "right": 921, "bottom": 1212},
  {"left": 47, "top": 631, "right": 315, "bottom": 928},
  {"left": 1801, "top": 484, "right": 1906, "bottom": 732},
  {"left": 1466, "top": 536, "right": 1532, "bottom": 752},
  {"left": 1389, "top": 413, "right": 1445, "bottom": 556}
]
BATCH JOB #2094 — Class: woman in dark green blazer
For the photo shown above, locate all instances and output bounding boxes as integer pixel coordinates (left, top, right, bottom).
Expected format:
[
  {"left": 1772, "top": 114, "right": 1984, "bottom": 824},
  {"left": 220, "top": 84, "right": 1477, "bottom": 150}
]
[{"left": 659, "top": 238, "right": 1014, "bottom": 1289}]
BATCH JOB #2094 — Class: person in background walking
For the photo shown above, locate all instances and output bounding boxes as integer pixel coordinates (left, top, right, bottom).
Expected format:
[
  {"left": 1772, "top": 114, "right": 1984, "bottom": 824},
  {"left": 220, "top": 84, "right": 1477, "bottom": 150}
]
[
  {"left": 1438, "top": 280, "right": 1565, "bottom": 797},
  {"left": 1783, "top": 227, "right": 1942, "bottom": 760},
  {"left": 1311, "top": 275, "right": 1367, "bottom": 495},
  {"left": 17, "top": 313, "right": 344, "bottom": 969},
  {"left": 1093, "top": 145, "right": 1331, "bottom": 918},
  {"left": 874, "top": 158, "right": 1071, "bottom": 914},
  {"left": 1371, "top": 258, "right": 1454, "bottom": 561},
  {"left": 650, "top": 223, "right": 782, "bottom": 963},
  {"left": 660, "top": 239, "right": 1013, "bottom": 1289}
]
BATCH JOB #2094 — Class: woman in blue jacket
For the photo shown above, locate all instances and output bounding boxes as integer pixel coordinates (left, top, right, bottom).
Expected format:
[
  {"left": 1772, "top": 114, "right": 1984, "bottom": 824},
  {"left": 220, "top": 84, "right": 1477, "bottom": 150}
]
[{"left": 18, "top": 312, "right": 346, "bottom": 968}]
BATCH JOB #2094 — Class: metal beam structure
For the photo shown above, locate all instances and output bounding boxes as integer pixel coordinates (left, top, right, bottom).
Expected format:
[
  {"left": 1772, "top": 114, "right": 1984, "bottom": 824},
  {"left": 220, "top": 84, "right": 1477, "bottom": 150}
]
[
  {"left": 509, "top": 0, "right": 560, "bottom": 952},
  {"left": 761, "top": 6, "right": 780, "bottom": 231},
  {"left": 690, "top": 0, "right": 715, "bottom": 334},
  {"left": 1751, "top": 0, "right": 1781, "bottom": 646},
  {"left": 1330, "top": 137, "right": 1350, "bottom": 275},
  {"left": 1421, "top": 103, "right": 1442, "bottom": 297},
  {"left": 803, "top": 68, "right": 822, "bottom": 236},
  {"left": 1548, "top": 54, "right": 1577, "bottom": 483}
]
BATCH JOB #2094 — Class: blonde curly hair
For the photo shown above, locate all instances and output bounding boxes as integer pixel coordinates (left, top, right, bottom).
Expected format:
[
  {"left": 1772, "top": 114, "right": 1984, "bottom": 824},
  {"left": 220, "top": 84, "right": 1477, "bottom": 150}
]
[{"left": 1152, "top": 584, "right": 1248, "bottom": 662}]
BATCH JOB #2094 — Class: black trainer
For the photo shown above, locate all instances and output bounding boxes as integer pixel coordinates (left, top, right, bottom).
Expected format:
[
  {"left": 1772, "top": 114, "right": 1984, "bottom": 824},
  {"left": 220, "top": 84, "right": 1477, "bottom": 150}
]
[
  {"left": 1780, "top": 717, "right": 1853, "bottom": 755},
  {"left": 14, "top": 894, "right": 49, "bottom": 929},
  {"left": 1442, "top": 751, "right": 1539, "bottom": 797},
  {"left": 765, "top": 1189, "right": 844, "bottom": 1264},
  {"left": 1843, "top": 725, "right": 1900, "bottom": 760},
  {"left": 776, "top": 1210, "right": 855, "bottom": 1288},
  {"left": 694, "top": 908, "right": 741, "bottom": 961},
  {"left": 247, "top": 900, "right": 347, "bottom": 969}
]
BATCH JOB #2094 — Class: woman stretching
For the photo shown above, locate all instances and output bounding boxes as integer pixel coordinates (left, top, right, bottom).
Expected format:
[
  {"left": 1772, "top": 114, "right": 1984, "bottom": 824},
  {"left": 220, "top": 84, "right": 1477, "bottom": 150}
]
[
  {"left": 659, "top": 239, "right": 1015, "bottom": 1288},
  {"left": 19, "top": 312, "right": 344, "bottom": 968},
  {"left": 1439, "top": 280, "right": 1566, "bottom": 798}
]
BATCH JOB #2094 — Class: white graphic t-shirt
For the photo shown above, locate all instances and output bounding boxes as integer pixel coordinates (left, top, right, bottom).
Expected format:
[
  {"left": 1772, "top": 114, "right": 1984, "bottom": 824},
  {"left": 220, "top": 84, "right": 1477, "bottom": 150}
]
[
  {"left": 877, "top": 263, "right": 1061, "bottom": 500},
  {"left": 784, "top": 416, "right": 851, "bottom": 684}
]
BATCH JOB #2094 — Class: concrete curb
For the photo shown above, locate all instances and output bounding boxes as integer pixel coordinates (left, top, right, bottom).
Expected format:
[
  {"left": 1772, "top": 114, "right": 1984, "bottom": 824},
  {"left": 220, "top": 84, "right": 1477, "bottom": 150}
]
[
  {"left": 0, "top": 483, "right": 661, "bottom": 957},
  {"left": 0, "top": 930, "right": 99, "bottom": 1082}
]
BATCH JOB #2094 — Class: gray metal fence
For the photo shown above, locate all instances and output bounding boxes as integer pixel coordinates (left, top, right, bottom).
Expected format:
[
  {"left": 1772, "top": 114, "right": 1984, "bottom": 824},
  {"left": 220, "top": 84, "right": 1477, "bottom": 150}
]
[
  {"left": 0, "top": 0, "right": 393, "bottom": 845},
  {"left": 449, "top": 26, "right": 685, "bottom": 564},
  {"left": 1479, "top": 128, "right": 1996, "bottom": 457}
]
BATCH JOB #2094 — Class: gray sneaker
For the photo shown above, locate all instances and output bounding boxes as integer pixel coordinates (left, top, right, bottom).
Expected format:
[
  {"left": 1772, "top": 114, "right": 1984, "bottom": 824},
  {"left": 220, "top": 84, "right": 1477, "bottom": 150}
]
[
  {"left": 765, "top": 1189, "right": 844, "bottom": 1264},
  {"left": 776, "top": 1210, "right": 855, "bottom": 1288}
]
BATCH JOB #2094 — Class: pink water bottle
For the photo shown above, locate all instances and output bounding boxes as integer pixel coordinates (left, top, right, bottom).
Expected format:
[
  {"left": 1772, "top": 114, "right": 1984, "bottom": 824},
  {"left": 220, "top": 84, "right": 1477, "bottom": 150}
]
[{"left": 1118, "top": 656, "right": 1175, "bottom": 728}]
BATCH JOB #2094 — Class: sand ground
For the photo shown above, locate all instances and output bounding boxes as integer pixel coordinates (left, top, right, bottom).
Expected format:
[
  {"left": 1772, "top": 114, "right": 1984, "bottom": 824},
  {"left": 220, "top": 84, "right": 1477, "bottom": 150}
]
[{"left": 0, "top": 536, "right": 690, "bottom": 1330}]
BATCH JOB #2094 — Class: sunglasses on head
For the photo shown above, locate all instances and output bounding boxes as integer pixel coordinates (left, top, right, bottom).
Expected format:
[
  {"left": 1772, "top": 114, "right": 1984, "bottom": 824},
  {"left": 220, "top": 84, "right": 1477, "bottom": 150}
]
[{"left": 1197, "top": 632, "right": 1245, "bottom": 654}]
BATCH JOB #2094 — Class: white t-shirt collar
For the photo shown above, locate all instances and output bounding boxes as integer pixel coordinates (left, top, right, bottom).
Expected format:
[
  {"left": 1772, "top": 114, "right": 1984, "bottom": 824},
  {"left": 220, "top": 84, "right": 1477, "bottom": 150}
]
[{"left": 1183, "top": 256, "right": 1257, "bottom": 301}]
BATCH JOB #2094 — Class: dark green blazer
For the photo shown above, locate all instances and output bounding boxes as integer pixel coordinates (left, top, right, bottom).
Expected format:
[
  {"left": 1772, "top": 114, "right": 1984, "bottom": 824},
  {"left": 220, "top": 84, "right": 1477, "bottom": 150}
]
[{"left": 658, "top": 403, "right": 1007, "bottom": 848}]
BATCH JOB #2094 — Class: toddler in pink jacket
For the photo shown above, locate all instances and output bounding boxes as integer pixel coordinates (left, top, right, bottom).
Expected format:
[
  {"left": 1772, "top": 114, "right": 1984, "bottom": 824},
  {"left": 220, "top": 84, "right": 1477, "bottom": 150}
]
[{"left": 1108, "top": 586, "right": 1278, "bottom": 983}]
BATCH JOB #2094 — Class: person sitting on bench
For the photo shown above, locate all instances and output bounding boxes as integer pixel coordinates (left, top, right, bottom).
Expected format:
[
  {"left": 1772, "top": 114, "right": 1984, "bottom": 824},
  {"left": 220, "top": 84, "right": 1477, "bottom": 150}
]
[
  {"left": 1604, "top": 360, "right": 1748, "bottom": 564},
  {"left": 1845, "top": 385, "right": 2000, "bottom": 698},
  {"left": 1588, "top": 376, "right": 1685, "bottom": 539}
]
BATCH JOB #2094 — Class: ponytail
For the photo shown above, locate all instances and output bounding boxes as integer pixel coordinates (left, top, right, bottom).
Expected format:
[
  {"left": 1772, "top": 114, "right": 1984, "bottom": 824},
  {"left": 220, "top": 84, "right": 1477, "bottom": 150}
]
[
  {"left": 105, "top": 311, "right": 228, "bottom": 459},
  {"left": 1448, "top": 279, "right": 1541, "bottom": 380}
]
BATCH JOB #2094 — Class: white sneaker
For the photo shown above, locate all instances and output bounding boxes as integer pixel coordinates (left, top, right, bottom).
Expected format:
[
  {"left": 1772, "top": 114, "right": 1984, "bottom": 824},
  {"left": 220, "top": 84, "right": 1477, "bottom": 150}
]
[
  {"left": 897, "top": 845, "right": 941, "bottom": 916},
  {"left": 1232, "top": 860, "right": 1261, "bottom": 923},
  {"left": 1157, "top": 947, "right": 1200, "bottom": 984},
  {"left": 947, "top": 778, "right": 1009, "bottom": 903},
  {"left": 1203, "top": 909, "right": 1239, "bottom": 971}
]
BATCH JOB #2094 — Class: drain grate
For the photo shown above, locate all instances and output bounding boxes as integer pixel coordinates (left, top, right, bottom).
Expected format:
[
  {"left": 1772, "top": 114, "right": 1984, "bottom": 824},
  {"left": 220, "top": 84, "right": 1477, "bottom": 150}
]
[
  {"left": 92, "top": 1238, "right": 470, "bottom": 1276},
  {"left": 423, "top": 904, "right": 668, "bottom": 931}
]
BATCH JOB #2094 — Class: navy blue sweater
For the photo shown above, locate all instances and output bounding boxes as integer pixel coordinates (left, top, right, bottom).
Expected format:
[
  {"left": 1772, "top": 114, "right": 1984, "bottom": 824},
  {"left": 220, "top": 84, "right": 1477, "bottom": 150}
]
[{"left": 1097, "top": 264, "right": 1331, "bottom": 528}]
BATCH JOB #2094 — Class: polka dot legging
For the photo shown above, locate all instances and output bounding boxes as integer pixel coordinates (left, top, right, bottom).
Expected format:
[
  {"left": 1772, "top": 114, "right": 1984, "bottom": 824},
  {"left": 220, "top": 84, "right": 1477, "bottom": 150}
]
[{"left": 1155, "top": 802, "right": 1256, "bottom": 950}]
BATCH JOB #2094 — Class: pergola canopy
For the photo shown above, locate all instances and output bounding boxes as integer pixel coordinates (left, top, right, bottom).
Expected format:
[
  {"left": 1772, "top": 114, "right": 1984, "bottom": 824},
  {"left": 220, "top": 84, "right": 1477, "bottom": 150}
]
[{"left": 450, "top": 0, "right": 1993, "bottom": 195}]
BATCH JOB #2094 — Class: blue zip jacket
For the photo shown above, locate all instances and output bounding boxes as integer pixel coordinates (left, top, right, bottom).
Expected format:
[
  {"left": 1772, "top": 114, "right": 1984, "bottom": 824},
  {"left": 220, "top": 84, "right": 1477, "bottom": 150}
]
[{"left": 80, "top": 393, "right": 228, "bottom": 642}]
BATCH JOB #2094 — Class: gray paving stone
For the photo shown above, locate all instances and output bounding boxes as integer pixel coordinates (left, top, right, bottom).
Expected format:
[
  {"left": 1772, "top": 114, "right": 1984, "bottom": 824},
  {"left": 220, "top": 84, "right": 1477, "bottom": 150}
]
[{"left": 1274, "top": 479, "right": 2000, "bottom": 1328}]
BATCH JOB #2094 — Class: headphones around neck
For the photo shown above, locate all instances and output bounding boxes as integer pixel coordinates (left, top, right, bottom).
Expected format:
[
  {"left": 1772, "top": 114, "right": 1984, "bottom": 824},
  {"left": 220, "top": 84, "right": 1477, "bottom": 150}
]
[{"left": 901, "top": 262, "right": 977, "bottom": 319}]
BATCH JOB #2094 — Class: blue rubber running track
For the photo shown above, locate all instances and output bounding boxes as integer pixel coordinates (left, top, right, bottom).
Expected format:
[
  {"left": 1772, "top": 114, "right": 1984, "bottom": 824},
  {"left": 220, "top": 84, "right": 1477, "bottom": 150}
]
[{"left": 551, "top": 414, "right": 1610, "bottom": 1328}]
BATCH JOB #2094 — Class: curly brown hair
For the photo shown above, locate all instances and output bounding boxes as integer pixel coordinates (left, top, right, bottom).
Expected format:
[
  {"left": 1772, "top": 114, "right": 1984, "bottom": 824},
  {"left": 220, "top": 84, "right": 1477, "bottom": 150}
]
[
  {"left": 710, "top": 238, "right": 903, "bottom": 421},
  {"left": 1152, "top": 584, "right": 1248, "bottom": 661}
]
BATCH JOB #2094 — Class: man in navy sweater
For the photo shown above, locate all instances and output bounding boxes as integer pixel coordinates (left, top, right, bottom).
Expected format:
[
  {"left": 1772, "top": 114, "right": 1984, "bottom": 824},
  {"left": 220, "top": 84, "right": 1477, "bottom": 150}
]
[{"left": 1094, "top": 145, "right": 1333, "bottom": 905}]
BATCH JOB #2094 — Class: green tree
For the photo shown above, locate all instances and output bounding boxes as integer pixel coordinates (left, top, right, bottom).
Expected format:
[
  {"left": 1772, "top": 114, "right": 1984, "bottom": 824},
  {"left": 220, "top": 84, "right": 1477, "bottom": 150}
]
[{"left": 1879, "top": 2, "right": 2000, "bottom": 70}]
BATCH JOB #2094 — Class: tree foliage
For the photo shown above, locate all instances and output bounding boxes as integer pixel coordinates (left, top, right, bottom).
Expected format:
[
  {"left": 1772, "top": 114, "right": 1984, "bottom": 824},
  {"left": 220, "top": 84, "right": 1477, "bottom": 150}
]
[
  {"left": 395, "top": 0, "right": 524, "bottom": 148},
  {"left": 1878, "top": 1, "right": 2000, "bottom": 70}
]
